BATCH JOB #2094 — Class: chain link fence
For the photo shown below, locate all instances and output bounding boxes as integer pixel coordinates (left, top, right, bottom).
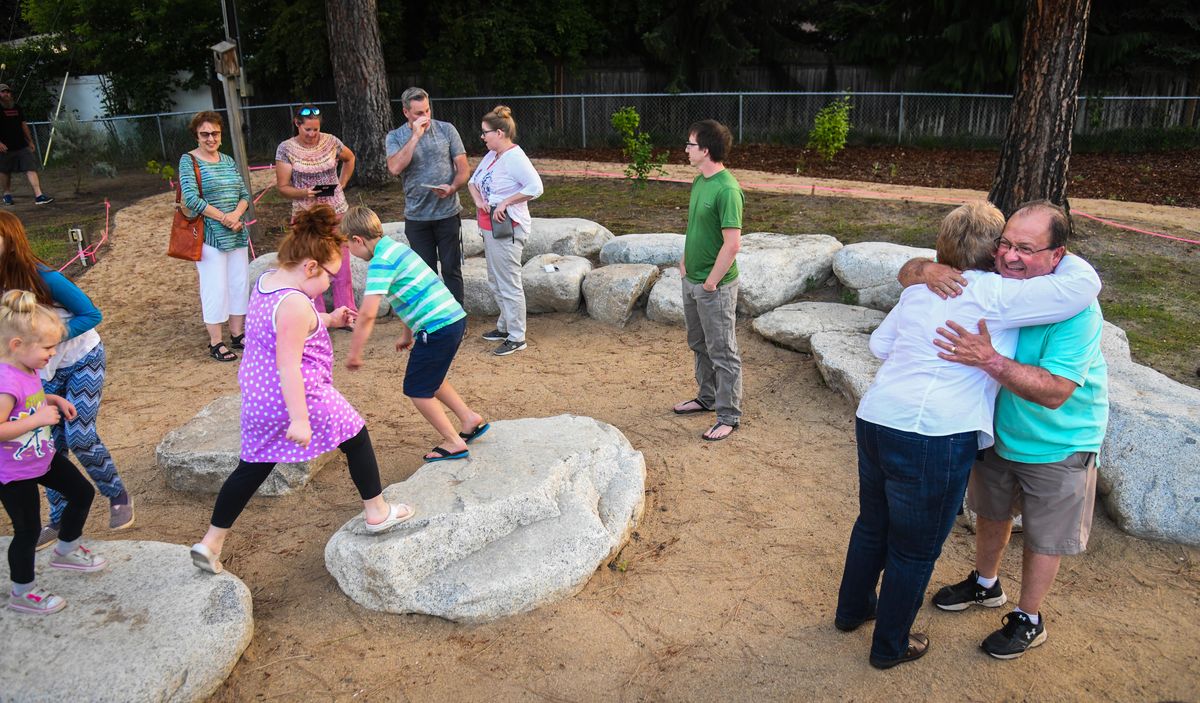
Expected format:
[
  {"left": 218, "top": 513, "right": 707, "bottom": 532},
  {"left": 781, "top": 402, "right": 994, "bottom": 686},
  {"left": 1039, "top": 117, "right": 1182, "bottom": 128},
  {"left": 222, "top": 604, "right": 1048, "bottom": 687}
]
[{"left": 26, "top": 92, "right": 1200, "bottom": 169}]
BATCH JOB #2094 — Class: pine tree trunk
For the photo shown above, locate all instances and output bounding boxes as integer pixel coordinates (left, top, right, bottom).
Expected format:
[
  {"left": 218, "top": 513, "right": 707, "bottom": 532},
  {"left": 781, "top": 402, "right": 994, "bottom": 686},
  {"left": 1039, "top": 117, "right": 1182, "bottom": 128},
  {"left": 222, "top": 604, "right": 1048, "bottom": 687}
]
[
  {"left": 989, "top": 0, "right": 1092, "bottom": 217},
  {"left": 326, "top": 0, "right": 392, "bottom": 187}
]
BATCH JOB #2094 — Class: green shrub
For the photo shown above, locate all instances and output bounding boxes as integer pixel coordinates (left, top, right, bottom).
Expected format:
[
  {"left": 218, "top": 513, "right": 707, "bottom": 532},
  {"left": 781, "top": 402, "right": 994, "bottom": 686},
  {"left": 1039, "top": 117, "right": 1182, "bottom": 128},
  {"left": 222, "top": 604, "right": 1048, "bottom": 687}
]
[
  {"left": 807, "top": 95, "right": 853, "bottom": 162},
  {"left": 610, "top": 106, "right": 667, "bottom": 186},
  {"left": 49, "top": 112, "right": 116, "bottom": 193}
]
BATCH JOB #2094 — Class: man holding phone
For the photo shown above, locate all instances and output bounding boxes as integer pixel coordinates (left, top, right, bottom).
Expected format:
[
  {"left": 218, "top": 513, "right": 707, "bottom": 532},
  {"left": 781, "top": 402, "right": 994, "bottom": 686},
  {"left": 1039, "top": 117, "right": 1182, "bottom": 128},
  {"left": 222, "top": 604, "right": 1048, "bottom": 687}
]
[{"left": 385, "top": 87, "right": 470, "bottom": 303}]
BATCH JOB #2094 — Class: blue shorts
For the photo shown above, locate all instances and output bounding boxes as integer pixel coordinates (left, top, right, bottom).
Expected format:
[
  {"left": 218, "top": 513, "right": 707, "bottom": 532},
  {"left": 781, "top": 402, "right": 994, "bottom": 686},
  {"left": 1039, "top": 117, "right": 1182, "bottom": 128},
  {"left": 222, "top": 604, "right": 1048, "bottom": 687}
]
[{"left": 403, "top": 318, "right": 466, "bottom": 398}]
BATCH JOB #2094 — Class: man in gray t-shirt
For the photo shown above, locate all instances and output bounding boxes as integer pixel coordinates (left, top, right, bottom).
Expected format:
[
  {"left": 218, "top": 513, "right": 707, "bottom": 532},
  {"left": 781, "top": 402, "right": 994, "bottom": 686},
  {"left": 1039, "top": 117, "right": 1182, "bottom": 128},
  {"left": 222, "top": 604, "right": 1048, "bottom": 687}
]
[{"left": 385, "top": 86, "right": 469, "bottom": 303}]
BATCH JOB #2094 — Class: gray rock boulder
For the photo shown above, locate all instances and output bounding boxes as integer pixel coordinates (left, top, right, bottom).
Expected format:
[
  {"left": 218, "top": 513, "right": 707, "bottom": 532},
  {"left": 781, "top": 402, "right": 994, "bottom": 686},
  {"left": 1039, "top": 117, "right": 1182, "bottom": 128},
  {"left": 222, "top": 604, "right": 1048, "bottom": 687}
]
[
  {"left": 832, "top": 242, "right": 937, "bottom": 311},
  {"left": 525, "top": 218, "right": 615, "bottom": 262},
  {"left": 599, "top": 233, "right": 685, "bottom": 267},
  {"left": 809, "top": 332, "right": 882, "bottom": 406},
  {"left": 646, "top": 268, "right": 685, "bottom": 326},
  {"left": 324, "top": 415, "right": 646, "bottom": 623},
  {"left": 157, "top": 395, "right": 335, "bottom": 496},
  {"left": 383, "top": 219, "right": 484, "bottom": 258},
  {"left": 736, "top": 233, "right": 842, "bottom": 315},
  {"left": 248, "top": 252, "right": 390, "bottom": 319},
  {"left": 523, "top": 254, "right": 592, "bottom": 313},
  {"left": 752, "top": 302, "right": 886, "bottom": 353},
  {"left": 582, "top": 264, "right": 660, "bottom": 326},
  {"left": 1098, "top": 323, "right": 1200, "bottom": 546},
  {"left": 462, "top": 257, "right": 500, "bottom": 317},
  {"left": 0, "top": 539, "right": 252, "bottom": 702}
]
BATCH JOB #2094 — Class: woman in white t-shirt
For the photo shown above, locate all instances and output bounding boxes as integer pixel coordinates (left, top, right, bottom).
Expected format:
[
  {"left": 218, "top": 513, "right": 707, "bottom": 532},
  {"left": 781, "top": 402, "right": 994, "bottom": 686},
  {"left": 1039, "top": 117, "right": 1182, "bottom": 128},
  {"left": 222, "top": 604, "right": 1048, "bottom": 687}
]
[
  {"left": 834, "top": 202, "right": 1101, "bottom": 669},
  {"left": 467, "top": 105, "right": 543, "bottom": 357}
]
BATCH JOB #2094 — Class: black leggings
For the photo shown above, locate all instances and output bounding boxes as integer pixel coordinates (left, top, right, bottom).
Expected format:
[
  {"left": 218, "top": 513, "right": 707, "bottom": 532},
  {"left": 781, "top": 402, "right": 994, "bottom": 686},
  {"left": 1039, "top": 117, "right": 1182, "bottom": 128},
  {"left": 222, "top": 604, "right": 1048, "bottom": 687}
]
[
  {"left": 210, "top": 426, "right": 383, "bottom": 529},
  {"left": 0, "top": 454, "right": 95, "bottom": 585}
]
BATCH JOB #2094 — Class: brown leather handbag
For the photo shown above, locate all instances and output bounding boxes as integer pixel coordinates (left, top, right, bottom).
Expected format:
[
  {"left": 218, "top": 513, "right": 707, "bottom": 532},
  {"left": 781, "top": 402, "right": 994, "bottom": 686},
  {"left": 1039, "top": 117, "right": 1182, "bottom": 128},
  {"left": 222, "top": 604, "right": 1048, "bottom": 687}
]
[{"left": 168, "top": 154, "right": 204, "bottom": 261}]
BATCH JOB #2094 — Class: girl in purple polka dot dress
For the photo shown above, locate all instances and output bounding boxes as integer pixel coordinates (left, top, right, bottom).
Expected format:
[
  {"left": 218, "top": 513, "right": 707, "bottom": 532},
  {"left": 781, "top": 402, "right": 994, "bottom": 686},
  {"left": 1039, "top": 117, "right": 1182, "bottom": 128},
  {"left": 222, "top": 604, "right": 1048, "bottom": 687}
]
[{"left": 190, "top": 205, "right": 413, "bottom": 575}]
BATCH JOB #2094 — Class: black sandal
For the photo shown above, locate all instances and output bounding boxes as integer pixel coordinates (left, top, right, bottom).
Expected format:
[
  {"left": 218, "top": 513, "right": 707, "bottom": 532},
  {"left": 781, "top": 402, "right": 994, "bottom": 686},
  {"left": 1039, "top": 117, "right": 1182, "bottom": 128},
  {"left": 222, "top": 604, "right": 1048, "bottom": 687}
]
[
  {"left": 673, "top": 398, "right": 713, "bottom": 415},
  {"left": 230, "top": 333, "right": 245, "bottom": 350},
  {"left": 702, "top": 421, "right": 738, "bottom": 441},
  {"left": 209, "top": 342, "right": 238, "bottom": 362}
]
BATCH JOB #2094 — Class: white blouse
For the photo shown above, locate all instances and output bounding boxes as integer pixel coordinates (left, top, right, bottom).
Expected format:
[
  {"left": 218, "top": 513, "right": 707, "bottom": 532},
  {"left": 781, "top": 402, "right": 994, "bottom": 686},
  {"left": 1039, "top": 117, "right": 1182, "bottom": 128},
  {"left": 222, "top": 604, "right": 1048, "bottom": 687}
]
[
  {"left": 469, "top": 145, "right": 544, "bottom": 232},
  {"left": 856, "top": 254, "right": 1101, "bottom": 448}
]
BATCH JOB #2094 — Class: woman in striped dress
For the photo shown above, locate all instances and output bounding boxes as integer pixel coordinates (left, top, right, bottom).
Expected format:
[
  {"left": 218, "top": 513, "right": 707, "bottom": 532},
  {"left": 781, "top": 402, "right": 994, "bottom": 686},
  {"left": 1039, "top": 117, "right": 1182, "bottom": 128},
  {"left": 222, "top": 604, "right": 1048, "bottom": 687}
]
[{"left": 179, "top": 111, "right": 251, "bottom": 362}]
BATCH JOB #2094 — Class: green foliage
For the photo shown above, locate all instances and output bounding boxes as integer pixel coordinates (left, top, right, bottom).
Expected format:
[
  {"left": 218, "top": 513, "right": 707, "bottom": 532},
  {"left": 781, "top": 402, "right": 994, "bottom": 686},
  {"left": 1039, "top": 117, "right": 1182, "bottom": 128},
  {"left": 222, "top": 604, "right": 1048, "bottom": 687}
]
[
  {"left": 807, "top": 95, "right": 853, "bottom": 161},
  {"left": 48, "top": 112, "right": 115, "bottom": 193},
  {"left": 145, "top": 159, "right": 176, "bottom": 183},
  {"left": 610, "top": 107, "right": 667, "bottom": 185}
]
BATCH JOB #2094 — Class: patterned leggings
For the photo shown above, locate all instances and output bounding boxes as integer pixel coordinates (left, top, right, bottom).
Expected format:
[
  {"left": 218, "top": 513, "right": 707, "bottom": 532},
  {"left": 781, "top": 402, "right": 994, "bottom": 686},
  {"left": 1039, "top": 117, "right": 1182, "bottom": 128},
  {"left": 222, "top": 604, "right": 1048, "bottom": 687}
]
[{"left": 42, "top": 342, "right": 125, "bottom": 525}]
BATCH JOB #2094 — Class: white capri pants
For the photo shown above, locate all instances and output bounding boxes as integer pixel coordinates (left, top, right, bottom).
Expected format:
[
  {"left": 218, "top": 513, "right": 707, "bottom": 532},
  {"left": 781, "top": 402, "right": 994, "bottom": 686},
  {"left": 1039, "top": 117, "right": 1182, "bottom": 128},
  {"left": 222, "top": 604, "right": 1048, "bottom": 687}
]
[{"left": 195, "top": 244, "right": 249, "bottom": 324}]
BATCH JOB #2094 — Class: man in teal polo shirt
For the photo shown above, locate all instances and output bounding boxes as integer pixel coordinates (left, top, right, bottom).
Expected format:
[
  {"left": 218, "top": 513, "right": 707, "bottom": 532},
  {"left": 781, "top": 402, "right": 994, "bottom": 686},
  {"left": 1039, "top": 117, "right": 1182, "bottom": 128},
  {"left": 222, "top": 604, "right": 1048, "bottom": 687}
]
[
  {"left": 670, "top": 119, "right": 744, "bottom": 441},
  {"left": 917, "top": 201, "right": 1109, "bottom": 660}
]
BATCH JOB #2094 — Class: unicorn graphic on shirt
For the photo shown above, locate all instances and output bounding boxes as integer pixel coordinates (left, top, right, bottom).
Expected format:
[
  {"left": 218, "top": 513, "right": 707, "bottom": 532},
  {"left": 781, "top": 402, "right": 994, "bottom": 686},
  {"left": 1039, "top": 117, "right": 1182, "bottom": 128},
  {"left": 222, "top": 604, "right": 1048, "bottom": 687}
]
[{"left": 10, "top": 394, "right": 51, "bottom": 461}]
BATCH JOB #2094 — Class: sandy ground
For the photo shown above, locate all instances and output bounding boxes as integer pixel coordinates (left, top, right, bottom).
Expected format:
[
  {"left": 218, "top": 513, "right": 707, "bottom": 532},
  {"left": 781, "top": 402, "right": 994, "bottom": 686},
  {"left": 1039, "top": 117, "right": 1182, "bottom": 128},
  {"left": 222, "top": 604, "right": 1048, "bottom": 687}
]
[{"left": 6, "top": 169, "right": 1199, "bottom": 701}]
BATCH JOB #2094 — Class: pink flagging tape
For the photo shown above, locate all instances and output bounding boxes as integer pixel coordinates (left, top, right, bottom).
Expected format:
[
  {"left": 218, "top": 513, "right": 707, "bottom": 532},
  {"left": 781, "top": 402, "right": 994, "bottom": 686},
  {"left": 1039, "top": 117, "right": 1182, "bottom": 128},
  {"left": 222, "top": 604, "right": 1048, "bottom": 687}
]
[
  {"left": 538, "top": 167, "right": 1199, "bottom": 247},
  {"left": 59, "top": 200, "right": 111, "bottom": 272}
]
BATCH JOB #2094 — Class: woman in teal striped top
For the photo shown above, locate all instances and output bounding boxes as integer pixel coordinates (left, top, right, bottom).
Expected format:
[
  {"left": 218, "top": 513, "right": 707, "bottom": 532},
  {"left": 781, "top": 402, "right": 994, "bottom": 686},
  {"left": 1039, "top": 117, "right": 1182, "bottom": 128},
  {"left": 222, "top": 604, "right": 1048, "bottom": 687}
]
[{"left": 179, "top": 111, "right": 251, "bottom": 362}]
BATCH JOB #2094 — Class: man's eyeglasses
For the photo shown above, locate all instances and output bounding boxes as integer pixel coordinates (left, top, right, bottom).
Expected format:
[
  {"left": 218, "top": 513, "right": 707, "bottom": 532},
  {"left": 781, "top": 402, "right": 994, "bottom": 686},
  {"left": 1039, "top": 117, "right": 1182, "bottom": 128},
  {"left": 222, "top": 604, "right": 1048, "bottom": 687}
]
[
  {"left": 198, "top": 130, "right": 221, "bottom": 139},
  {"left": 996, "top": 238, "right": 1056, "bottom": 257},
  {"left": 684, "top": 141, "right": 699, "bottom": 148},
  {"left": 299, "top": 107, "right": 321, "bottom": 117},
  {"left": 480, "top": 128, "right": 500, "bottom": 138}
]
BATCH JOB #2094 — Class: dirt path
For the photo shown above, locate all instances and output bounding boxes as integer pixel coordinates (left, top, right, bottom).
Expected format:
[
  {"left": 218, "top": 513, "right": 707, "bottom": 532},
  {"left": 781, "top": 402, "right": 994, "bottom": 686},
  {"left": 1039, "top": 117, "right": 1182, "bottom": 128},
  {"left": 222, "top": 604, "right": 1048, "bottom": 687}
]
[{"left": 13, "top": 170, "right": 1198, "bottom": 701}]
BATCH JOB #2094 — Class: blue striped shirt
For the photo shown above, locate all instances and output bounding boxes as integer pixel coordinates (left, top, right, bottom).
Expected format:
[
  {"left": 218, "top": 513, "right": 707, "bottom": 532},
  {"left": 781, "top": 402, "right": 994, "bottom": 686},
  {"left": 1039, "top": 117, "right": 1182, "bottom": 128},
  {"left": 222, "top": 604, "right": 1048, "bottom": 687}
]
[
  {"left": 178, "top": 152, "right": 251, "bottom": 251},
  {"left": 364, "top": 238, "right": 466, "bottom": 334}
]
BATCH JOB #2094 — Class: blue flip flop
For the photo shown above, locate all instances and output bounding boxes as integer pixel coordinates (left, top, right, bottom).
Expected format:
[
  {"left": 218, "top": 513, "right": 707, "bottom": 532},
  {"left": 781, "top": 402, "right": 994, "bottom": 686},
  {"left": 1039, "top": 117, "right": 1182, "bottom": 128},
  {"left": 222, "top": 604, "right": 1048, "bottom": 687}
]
[
  {"left": 459, "top": 422, "right": 491, "bottom": 443},
  {"left": 425, "top": 446, "right": 469, "bottom": 462}
]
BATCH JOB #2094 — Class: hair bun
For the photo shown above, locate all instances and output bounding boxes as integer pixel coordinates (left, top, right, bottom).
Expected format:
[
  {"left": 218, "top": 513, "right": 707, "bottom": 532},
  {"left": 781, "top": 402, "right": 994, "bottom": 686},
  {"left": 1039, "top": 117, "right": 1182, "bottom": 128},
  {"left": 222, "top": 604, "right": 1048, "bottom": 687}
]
[
  {"left": 0, "top": 289, "right": 37, "bottom": 314},
  {"left": 493, "top": 105, "right": 512, "bottom": 119}
]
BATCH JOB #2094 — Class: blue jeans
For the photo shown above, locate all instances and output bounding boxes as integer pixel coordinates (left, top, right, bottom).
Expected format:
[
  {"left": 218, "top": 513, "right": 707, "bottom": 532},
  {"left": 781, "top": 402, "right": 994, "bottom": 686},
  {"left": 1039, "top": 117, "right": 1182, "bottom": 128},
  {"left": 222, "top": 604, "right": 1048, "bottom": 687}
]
[{"left": 836, "top": 418, "right": 977, "bottom": 662}]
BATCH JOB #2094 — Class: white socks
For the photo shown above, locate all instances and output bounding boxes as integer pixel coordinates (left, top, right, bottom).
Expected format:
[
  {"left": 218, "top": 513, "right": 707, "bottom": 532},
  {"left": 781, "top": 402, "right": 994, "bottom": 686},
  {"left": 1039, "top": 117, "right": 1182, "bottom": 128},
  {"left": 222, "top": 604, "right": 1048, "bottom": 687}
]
[
  {"left": 976, "top": 572, "right": 999, "bottom": 589},
  {"left": 1014, "top": 607, "right": 1040, "bottom": 624}
]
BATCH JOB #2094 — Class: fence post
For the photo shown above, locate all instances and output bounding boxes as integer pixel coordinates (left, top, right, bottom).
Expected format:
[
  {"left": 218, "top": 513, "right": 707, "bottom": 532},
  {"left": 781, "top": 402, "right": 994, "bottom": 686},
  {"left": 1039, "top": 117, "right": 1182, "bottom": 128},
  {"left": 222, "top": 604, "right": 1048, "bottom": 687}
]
[
  {"left": 898, "top": 93, "right": 906, "bottom": 144},
  {"left": 738, "top": 94, "right": 744, "bottom": 143},
  {"left": 580, "top": 95, "right": 586, "bottom": 148},
  {"left": 156, "top": 114, "right": 167, "bottom": 160}
]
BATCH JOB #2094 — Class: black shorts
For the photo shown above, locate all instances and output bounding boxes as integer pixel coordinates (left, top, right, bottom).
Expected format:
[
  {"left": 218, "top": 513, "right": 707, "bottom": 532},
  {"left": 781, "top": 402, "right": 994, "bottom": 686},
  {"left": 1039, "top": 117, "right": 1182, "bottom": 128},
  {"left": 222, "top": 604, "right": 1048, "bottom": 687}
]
[{"left": 0, "top": 148, "right": 38, "bottom": 174}]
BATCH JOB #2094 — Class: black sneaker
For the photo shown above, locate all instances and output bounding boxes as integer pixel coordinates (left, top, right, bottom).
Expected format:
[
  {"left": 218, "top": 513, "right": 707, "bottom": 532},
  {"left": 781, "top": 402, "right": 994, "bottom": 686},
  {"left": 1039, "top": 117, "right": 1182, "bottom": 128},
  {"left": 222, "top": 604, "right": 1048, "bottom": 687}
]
[
  {"left": 480, "top": 328, "right": 506, "bottom": 341},
  {"left": 932, "top": 569, "right": 1007, "bottom": 611},
  {"left": 493, "top": 340, "right": 526, "bottom": 356},
  {"left": 981, "top": 611, "right": 1047, "bottom": 659}
]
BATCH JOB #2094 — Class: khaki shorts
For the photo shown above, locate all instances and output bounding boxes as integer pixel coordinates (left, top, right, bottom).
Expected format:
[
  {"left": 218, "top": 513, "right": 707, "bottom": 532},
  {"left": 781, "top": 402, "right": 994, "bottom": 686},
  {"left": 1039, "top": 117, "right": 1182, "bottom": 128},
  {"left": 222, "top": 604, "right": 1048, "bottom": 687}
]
[{"left": 966, "top": 449, "right": 1097, "bottom": 555}]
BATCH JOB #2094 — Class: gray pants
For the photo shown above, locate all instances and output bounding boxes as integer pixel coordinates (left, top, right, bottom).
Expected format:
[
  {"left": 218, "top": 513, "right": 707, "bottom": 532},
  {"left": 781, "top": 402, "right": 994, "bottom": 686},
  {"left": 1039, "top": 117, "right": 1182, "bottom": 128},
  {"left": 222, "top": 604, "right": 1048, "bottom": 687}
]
[
  {"left": 682, "top": 278, "right": 742, "bottom": 425},
  {"left": 482, "top": 227, "right": 527, "bottom": 343}
]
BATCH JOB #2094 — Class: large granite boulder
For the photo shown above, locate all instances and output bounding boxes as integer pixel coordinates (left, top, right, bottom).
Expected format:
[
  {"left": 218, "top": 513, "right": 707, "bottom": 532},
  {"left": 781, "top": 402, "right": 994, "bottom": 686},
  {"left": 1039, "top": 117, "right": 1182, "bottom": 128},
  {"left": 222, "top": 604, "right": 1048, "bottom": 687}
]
[
  {"left": 525, "top": 218, "right": 615, "bottom": 262},
  {"left": 753, "top": 302, "right": 886, "bottom": 353},
  {"left": 462, "top": 257, "right": 500, "bottom": 317},
  {"left": 0, "top": 539, "right": 252, "bottom": 702},
  {"left": 157, "top": 395, "right": 335, "bottom": 496},
  {"left": 646, "top": 268, "right": 685, "bottom": 326},
  {"left": 248, "top": 252, "right": 389, "bottom": 318},
  {"left": 599, "top": 233, "right": 685, "bottom": 267},
  {"left": 736, "top": 233, "right": 842, "bottom": 316},
  {"left": 523, "top": 254, "right": 592, "bottom": 313},
  {"left": 833, "top": 242, "right": 937, "bottom": 311},
  {"left": 582, "top": 264, "right": 660, "bottom": 326},
  {"left": 383, "top": 219, "right": 485, "bottom": 258},
  {"left": 324, "top": 415, "right": 646, "bottom": 623},
  {"left": 809, "top": 332, "right": 882, "bottom": 406},
  {"left": 1098, "top": 323, "right": 1200, "bottom": 546}
]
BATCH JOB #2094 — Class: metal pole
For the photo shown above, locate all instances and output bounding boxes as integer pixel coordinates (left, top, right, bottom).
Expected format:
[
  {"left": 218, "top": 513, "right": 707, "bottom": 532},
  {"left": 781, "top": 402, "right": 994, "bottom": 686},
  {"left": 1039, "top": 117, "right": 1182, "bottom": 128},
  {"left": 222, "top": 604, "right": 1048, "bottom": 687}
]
[
  {"left": 41, "top": 72, "right": 70, "bottom": 166},
  {"left": 156, "top": 114, "right": 167, "bottom": 160},
  {"left": 580, "top": 95, "right": 586, "bottom": 148},
  {"left": 898, "top": 93, "right": 905, "bottom": 144},
  {"left": 738, "top": 93, "right": 744, "bottom": 143}
]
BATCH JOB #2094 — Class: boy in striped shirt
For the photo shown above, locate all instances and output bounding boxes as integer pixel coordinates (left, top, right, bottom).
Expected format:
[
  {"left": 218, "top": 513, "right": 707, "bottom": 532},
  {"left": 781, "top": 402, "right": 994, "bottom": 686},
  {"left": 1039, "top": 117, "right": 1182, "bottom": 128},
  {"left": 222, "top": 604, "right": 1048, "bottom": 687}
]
[{"left": 344, "top": 207, "right": 488, "bottom": 462}]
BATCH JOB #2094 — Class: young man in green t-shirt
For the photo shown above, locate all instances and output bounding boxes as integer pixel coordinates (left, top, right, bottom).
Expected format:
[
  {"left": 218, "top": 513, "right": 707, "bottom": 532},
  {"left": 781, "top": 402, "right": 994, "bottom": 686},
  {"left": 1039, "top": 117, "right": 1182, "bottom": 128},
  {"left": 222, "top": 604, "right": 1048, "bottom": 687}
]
[{"left": 671, "top": 120, "right": 744, "bottom": 441}]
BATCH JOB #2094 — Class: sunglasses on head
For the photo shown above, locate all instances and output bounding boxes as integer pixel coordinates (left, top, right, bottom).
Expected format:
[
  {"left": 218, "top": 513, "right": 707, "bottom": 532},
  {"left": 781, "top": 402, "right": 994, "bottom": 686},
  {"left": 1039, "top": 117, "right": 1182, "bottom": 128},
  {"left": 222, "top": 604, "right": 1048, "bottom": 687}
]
[{"left": 299, "top": 107, "right": 320, "bottom": 117}]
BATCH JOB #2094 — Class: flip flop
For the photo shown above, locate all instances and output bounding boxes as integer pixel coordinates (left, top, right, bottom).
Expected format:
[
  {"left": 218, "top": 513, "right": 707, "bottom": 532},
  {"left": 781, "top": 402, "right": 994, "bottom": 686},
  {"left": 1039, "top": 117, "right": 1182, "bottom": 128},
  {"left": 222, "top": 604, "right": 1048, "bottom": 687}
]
[
  {"left": 190, "top": 543, "right": 223, "bottom": 574},
  {"left": 364, "top": 502, "right": 414, "bottom": 534},
  {"left": 702, "top": 421, "right": 738, "bottom": 442},
  {"left": 673, "top": 398, "right": 713, "bottom": 415},
  {"left": 424, "top": 446, "right": 469, "bottom": 462},
  {"left": 459, "top": 422, "right": 491, "bottom": 443}
]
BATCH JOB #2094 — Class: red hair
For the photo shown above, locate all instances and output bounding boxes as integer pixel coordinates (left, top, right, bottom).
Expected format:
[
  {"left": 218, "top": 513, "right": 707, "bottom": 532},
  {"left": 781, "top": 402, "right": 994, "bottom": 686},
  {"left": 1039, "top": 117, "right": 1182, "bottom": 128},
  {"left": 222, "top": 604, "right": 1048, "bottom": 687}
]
[{"left": 0, "top": 211, "right": 54, "bottom": 306}]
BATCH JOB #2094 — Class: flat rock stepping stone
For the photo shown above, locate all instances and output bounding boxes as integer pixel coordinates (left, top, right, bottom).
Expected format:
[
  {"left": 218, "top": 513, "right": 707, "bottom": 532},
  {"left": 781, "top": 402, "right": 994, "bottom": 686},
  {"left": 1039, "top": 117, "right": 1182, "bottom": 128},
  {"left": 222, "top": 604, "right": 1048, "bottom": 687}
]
[
  {"left": 248, "top": 252, "right": 390, "bottom": 318},
  {"left": 462, "top": 257, "right": 500, "bottom": 317},
  {"left": 524, "top": 218, "right": 615, "bottom": 262},
  {"left": 599, "top": 233, "right": 685, "bottom": 267},
  {"left": 646, "top": 268, "right": 684, "bottom": 325},
  {"left": 383, "top": 219, "right": 485, "bottom": 258},
  {"left": 0, "top": 539, "right": 252, "bottom": 703},
  {"left": 582, "top": 264, "right": 660, "bottom": 326},
  {"left": 523, "top": 254, "right": 592, "bottom": 313},
  {"left": 1098, "top": 323, "right": 1200, "bottom": 546},
  {"left": 158, "top": 394, "right": 335, "bottom": 496},
  {"left": 737, "top": 233, "right": 842, "bottom": 315},
  {"left": 833, "top": 242, "right": 937, "bottom": 311},
  {"left": 753, "top": 302, "right": 886, "bottom": 353},
  {"left": 809, "top": 331, "right": 882, "bottom": 406},
  {"left": 324, "top": 415, "right": 646, "bottom": 623}
]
